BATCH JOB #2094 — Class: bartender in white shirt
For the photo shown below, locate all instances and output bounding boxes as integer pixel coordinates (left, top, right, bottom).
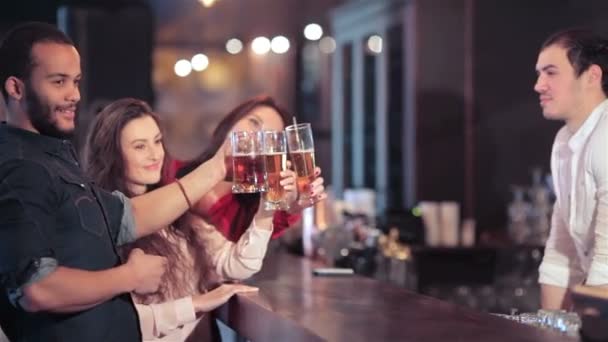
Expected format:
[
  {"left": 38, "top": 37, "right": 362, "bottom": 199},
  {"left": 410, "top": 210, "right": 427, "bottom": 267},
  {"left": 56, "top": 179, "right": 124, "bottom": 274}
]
[{"left": 535, "top": 28, "right": 608, "bottom": 309}]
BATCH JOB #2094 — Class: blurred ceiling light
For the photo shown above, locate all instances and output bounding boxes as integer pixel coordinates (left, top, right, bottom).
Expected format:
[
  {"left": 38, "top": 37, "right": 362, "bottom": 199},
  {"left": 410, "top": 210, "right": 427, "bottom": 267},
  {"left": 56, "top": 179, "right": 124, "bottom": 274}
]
[
  {"left": 251, "top": 36, "right": 271, "bottom": 55},
  {"left": 271, "top": 36, "right": 290, "bottom": 54},
  {"left": 319, "top": 36, "right": 336, "bottom": 54},
  {"left": 191, "top": 53, "right": 209, "bottom": 71},
  {"left": 174, "top": 59, "right": 192, "bottom": 77},
  {"left": 199, "top": 0, "right": 217, "bottom": 8},
  {"left": 304, "top": 23, "right": 323, "bottom": 41},
  {"left": 226, "top": 38, "right": 243, "bottom": 54},
  {"left": 367, "top": 35, "right": 383, "bottom": 54}
]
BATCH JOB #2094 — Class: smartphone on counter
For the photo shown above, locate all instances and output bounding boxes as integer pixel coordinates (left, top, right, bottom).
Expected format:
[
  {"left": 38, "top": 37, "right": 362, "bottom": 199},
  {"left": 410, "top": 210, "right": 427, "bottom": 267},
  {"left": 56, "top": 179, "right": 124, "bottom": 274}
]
[{"left": 312, "top": 267, "right": 355, "bottom": 277}]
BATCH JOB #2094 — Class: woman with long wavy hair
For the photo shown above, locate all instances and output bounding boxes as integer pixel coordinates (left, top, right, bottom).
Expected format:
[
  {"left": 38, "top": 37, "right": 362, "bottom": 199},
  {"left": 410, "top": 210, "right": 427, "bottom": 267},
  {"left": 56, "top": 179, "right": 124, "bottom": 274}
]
[
  {"left": 84, "top": 98, "right": 276, "bottom": 341},
  {"left": 173, "top": 95, "right": 327, "bottom": 243}
]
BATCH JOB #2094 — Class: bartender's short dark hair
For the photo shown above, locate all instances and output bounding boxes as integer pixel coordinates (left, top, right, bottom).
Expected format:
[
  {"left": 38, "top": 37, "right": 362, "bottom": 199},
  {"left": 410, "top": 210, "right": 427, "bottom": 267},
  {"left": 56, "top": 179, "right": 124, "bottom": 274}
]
[{"left": 542, "top": 28, "right": 608, "bottom": 95}]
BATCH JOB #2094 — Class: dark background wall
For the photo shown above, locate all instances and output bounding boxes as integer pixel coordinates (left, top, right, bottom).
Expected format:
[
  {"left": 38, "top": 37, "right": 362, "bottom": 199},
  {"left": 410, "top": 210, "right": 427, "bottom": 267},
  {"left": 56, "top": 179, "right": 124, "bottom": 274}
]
[{"left": 415, "top": 0, "right": 466, "bottom": 208}]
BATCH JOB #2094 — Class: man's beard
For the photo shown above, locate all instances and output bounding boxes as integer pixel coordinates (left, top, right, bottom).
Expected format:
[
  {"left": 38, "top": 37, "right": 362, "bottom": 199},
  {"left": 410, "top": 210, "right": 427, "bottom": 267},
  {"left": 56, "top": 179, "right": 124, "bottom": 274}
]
[{"left": 25, "top": 83, "right": 75, "bottom": 139}]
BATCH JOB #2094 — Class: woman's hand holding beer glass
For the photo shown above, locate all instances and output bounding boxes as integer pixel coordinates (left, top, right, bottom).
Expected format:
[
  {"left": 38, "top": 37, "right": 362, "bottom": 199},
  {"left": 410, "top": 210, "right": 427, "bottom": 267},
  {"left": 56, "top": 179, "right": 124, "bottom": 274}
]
[
  {"left": 259, "top": 161, "right": 325, "bottom": 215},
  {"left": 285, "top": 166, "right": 326, "bottom": 213},
  {"left": 279, "top": 162, "right": 297, "bottom": 207}
]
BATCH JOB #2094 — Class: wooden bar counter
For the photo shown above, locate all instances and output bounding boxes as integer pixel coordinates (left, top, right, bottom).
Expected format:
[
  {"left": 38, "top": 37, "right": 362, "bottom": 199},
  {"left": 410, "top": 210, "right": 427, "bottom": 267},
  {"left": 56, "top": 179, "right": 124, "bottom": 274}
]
[{"left": 216, "top": 250, "right": 577, "bottom": 342}]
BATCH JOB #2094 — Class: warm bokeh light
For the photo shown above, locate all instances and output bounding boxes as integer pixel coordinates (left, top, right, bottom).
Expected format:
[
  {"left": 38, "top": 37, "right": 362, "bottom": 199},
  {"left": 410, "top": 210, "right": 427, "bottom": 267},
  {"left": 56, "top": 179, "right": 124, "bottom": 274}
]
[
  {"left": 304, "top": 23, "right": 323, "bottom": 41},
  {"left": 271, "top": 36, "right": 290, "bottom": 54},
  {"left": 174, "top": 59, "right": 192, "bottom": 77},
  {"left": 226, "top": 38, "right": 243, "bottom": 54},
  {"left": 367, "top": 35, "right": 383, "bottom": 54},
  {"left": 191, "top": 53, "right": 209, "bottom": 71},
  {"left": 319, "top": 36, "right": 336, "bottom": 54},
  {"left": 199, "top": 0, "right": 216, "bottom": 8},
  {"left": 251, "top": 36, "right": 271, "bottom": 55}
]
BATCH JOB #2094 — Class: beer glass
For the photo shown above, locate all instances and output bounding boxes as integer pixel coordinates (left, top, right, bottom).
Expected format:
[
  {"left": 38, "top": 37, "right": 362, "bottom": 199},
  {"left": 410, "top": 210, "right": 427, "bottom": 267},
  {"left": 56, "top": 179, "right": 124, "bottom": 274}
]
[
  {"left": 231, "top": 131, "right": 266, "bottom": 193},
  {"left": 261, "top": 130, "right": 289, "bottom": 210},
  {"left": 285, "top": 123, "right": 316, "bottom": 202}
]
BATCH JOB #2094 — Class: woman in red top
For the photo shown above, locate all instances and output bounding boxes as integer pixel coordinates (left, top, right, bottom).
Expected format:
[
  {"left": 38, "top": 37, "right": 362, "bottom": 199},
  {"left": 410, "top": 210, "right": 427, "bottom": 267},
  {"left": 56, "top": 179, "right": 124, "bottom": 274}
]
[{"left": 172, "top": 95, "right": 327, "bottom": 242}]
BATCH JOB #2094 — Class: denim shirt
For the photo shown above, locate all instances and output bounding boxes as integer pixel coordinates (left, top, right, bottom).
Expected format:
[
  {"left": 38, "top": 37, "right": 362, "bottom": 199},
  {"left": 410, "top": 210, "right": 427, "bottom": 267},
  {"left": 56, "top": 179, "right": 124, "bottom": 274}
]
[{"left": 0, "top": 123, "right": 140, "bottom": 342}]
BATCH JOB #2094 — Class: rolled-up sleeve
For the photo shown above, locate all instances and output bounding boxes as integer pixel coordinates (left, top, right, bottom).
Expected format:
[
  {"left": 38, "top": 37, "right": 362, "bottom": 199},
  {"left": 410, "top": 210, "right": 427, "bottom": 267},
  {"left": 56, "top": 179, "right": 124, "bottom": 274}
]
[
  {"left": 110, "top": 191, "right": 136, "bottom": 246},
  {"left": 94, "top": 188, "right": 137, "bottom": 246},
  {"left": 586, "top": 131, "right": 608, "bottom": 285},
  {"left": 0, "top": 160, "right": 59, "bottom": 301},
  {"left": 539, "top": 201, "right": 585, "bottom": 288}
]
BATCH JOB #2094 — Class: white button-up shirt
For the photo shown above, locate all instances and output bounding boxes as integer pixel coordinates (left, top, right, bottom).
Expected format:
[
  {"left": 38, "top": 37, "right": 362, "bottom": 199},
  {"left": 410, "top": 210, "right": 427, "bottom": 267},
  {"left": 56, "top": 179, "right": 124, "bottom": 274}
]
[{"left": 539, "top": 99, "right": 608, "bottom": 287}]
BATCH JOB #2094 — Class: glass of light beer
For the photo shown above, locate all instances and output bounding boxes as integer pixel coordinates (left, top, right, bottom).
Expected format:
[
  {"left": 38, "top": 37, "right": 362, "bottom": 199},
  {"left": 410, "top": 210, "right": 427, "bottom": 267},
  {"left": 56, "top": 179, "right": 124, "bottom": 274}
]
[
  {"left": 231, "top": 131, "right": 266, "bottom": 193},
  {"left": 285, "top": 123, "right": 316, "bottom": 202},
  {"left": 261, "top": 130, "right": 289, "bottom": 210}
]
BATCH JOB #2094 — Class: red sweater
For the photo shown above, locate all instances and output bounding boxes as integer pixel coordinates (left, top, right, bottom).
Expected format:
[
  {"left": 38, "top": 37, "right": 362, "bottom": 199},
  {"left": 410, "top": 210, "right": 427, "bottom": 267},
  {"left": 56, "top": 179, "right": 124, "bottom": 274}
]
[
  {"left": 168, "top": 159, "right": 300, "bottom": 242},
  {"left": 207, "top": 192, "right": 300, "bottom": 243}
]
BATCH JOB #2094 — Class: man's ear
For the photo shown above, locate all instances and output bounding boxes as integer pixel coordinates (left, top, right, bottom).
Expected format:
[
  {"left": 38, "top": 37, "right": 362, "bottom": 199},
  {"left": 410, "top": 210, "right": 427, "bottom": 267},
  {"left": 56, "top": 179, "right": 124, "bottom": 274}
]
[
  {"left": 4, "top": 76, "right": 25, "bottom": 101},
  {"left": 587, "top": 64, "right": 603, "bottom": 87}
]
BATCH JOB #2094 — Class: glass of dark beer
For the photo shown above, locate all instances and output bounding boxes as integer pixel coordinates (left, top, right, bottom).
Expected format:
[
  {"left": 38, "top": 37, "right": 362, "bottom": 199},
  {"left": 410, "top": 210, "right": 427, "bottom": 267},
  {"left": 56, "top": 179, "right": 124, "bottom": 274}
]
[
  {"left": 261, "top": 130, "right": 289, "bottom": 210},
  {"left": 231, "top": 131, "right": 266, "bottom": 193},
  {"left": 285, "top": 123, "right": 316, "bottom": 202}
]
